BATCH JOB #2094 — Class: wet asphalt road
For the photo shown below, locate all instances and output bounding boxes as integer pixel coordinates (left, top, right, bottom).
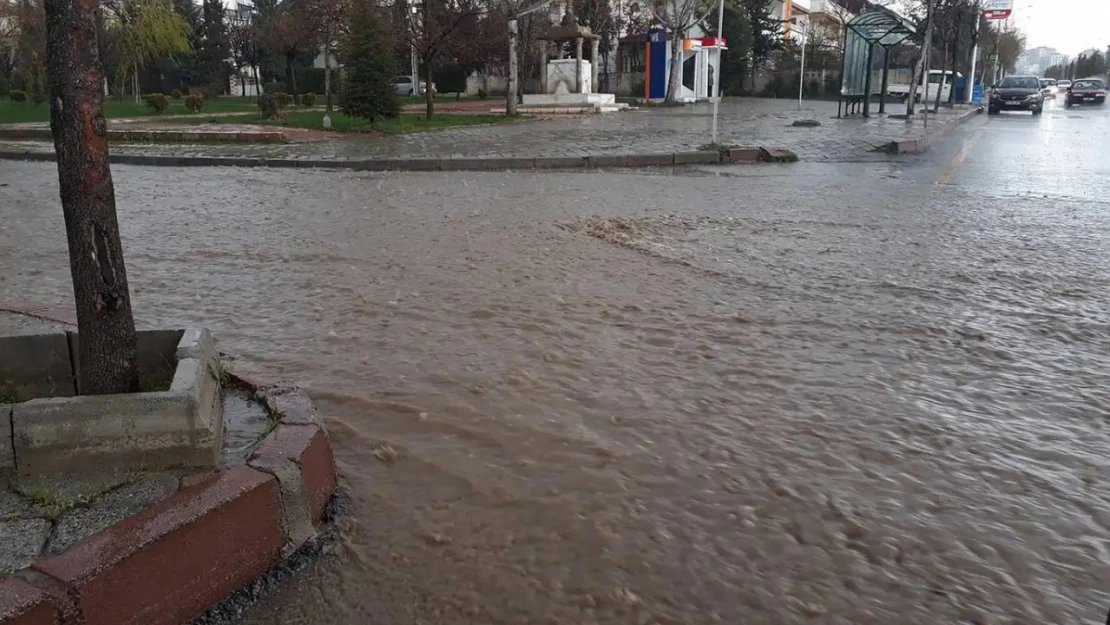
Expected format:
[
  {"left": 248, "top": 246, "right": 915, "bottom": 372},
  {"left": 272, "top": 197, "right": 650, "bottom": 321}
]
[{"left": 2, "top": 98, "right": 1110, "bottom": 624}]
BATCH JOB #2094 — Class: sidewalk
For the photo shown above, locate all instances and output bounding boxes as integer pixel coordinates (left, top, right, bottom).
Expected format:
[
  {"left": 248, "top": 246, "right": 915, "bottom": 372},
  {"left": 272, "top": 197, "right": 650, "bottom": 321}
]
[{"left": 0, "top": 98, "right": 979, "bottom": 165}]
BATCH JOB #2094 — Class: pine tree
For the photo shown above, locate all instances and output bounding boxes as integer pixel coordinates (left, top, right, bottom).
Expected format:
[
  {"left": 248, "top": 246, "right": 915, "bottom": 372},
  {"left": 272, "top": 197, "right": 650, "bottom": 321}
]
[
  {"left": 741, "top": 0, "right": 780, "bottom": 91},
  {"left": 712, "top": 0, "right": 752, "bottom": 95},
  {"left": 197, "top": 0, "right": 230, "bottom": 93},
  {"left": 341, "top": 8, "right": 398, "bottom": 120}
]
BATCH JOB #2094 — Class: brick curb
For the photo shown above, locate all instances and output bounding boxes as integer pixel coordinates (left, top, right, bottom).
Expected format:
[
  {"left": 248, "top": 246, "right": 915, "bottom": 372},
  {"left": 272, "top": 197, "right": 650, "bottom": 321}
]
[
  {"left": 0, "top": 366, "right": 338, "bottom": 625},
  {"left": 0, "top": 147, "right": 801, "bottom": 170},
  {"left": 878, "top": 106, "right": 984, "bottom": 155},
  {"left": 0, "top": 128, "right": 287, "bottom": 144}
]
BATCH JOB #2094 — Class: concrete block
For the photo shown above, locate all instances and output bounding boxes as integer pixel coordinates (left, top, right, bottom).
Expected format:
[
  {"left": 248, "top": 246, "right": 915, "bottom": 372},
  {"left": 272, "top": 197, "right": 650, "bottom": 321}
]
[
  {"left": 247, "top": 456, "right": 316, "bottom": 555},
  {"left": 727, "top": 147, "right": 761, "bottom": 163},
  {"left": 673, "top": 150, "right": 720, "bottom": 165},
  {"left": 438, "top": 158, "right": 486, "bottom": 171},
  {"left": 175, "top": 328, "right": 217, "bottom": 378},
  {"left": 484, "top": 157, "right": 536, "bottom": 170},
  {"left": 69, "top": 329, "right": 186, "bottom": 395},
  {"left": 0, "top": 333, "right": 76, "bottom": 400},
  {"left": 251, "top": 425, "right": 336, "bottom": 524},
  {"left": 1, "top": 404, "right": 11, "bottom": 470},
  {"left": 534, "top": 156, "right": 587, "bottom": 169},
  {"left": 9, "top": 328, "right": 223, "bottom": 476},
  {"left": 395, "top": 158, "right": 441, "bottom": 171},
  {"left": 758, "top": 147, "right": 799, "bottom": 162},
  {"left": 626, "top": 153, "right": 674, "bottom": 167},
  {"left": 259, "top": 387, "right": 318, "bottom": 426},
  {"left": 33, "top": 466, "right": 283, "bottom": 625},
  {"left": 592, "top": 154, "right": 629, "bottom": 168}
]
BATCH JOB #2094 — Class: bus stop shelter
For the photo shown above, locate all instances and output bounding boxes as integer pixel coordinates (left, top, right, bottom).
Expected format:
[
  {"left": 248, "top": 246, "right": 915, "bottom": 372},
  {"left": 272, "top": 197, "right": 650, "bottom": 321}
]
[{"left": 838, "top": 9, "right": 917, "bottom": 117}]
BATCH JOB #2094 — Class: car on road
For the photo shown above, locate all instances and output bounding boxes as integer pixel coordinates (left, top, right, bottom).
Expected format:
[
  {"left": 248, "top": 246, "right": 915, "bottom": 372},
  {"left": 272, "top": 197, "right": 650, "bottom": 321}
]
[
  {"left": 988, "top": 76, "right": 1045, "bottom": 116},
  {"left": 1039, "top": 78, "right": 1058, "bottom": 98},
  {"left": 1057, "top": 79, "right": 1072, "bottom": 91},
  {"left": 1064, "top": 78, "right": 1107, "bottom": 107},
  {"left": 394, "top": 76, "right": 437, "bottom": 97}
]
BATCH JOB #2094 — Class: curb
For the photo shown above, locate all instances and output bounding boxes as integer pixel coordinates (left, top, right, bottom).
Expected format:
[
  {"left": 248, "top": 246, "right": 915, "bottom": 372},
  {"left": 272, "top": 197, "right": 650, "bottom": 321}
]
[
  {"left": 0, "top": 128, "right": 286, "bottom": 144},
  {"left": 0, "top": 369, "right": 338, "bottom": 625},
  {"left": 878, "top": 106, "right": 983, "bottom": 155},
  {"left": 0, "top": 147, "right": 798, "bottom": 171}
]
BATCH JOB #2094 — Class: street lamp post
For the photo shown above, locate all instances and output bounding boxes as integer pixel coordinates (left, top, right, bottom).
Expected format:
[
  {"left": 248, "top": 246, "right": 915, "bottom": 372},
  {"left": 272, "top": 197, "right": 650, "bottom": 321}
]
[{"left": 798, "top": 25, "right": 807, "bottom": 110}]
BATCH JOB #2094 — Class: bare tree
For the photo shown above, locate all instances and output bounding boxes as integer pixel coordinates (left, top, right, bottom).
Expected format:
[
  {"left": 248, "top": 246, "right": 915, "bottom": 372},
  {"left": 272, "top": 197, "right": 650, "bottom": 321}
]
[
  {"left": 406, "top": 0, "right": 485, "bottom": 119},
  {"left": 43, "top": 0, "right": 140, "bottom": 394},
  {"left": 652, "top": 0, "right": 712, "bottom": 103},
  {"left": 491, "top": 0, "right": 548, "bottom": 115}
]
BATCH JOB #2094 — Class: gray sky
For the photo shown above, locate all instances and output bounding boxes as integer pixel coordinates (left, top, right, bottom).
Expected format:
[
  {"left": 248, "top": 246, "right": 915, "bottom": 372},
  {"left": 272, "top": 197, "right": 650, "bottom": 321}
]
[{"left": 1010, "top": 0, "right": 1109, "bottom": 56}]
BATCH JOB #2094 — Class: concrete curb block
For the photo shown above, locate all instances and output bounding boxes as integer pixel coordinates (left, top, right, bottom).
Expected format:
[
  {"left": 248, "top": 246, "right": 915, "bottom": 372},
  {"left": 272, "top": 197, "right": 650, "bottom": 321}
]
[
  {"left": 0, "top": 128, "right": 287, "bottom": 144},
  {"left": 0, "top": 368, "right": 340, "bottom": 625},
  {"left": 878, "top": 106, "right": 983, "bottom": 155},
  {"left": 0, "top": 149, "right": 735, "bottom": 171}
]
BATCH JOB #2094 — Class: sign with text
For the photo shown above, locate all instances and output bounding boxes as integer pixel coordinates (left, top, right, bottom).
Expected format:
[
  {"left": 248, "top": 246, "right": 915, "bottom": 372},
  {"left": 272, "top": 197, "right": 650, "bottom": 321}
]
[{"left": 983, "top": 0, "right": 1012, "bottom": 19}]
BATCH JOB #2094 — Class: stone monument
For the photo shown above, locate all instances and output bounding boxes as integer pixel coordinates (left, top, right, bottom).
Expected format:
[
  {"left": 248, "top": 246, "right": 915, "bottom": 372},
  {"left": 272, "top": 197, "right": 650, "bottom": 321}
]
[{"left": 522, "top": 8, "right": 625, "bottom": 113}]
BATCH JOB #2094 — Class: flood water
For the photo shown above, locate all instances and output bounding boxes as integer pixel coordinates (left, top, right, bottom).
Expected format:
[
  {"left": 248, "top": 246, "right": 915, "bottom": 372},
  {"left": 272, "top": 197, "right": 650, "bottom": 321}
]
[{"left": 2, "top": 157, "right": 1109, "bottom": 624}]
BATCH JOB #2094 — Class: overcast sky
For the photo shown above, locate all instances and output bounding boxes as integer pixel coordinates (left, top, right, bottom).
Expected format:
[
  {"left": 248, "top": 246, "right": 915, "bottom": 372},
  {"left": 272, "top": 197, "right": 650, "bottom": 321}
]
[{"left": 1010, "top": 0, "right": 1109, "bottom": 56}]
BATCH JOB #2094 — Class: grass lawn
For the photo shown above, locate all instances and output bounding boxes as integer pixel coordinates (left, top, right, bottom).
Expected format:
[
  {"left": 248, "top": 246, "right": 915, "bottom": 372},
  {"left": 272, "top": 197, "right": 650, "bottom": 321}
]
[
  {"left": 166, "top": 110, "right": 518, "bottom": 134},
  {"left": 0, "top": 97, "right": 261, "bottom": 124}
]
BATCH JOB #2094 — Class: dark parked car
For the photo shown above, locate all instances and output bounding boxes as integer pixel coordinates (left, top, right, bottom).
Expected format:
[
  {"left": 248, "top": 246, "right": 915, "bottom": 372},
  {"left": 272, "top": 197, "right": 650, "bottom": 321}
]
[
  {"left": 988, "top": 76, "right": 1045, "bottom": 116},
  {"left": 1065, "top": 79, "right": 1107, "bottom": 107}
]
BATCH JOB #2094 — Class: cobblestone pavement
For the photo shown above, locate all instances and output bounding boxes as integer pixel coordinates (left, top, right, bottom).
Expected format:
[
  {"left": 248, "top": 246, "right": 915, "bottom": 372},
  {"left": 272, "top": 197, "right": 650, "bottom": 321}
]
[{"left": 0, "top": 98, "right": 977, "bottom": 163}]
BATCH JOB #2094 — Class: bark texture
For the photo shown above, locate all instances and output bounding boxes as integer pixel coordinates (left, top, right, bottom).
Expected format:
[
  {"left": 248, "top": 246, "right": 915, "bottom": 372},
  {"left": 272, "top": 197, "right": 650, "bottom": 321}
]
[
  {"left": 506, "top": 18, "right": 518, "bottom": 116},
  {"left": 44, "top": 0, "right": 140, "bottom": 395}
]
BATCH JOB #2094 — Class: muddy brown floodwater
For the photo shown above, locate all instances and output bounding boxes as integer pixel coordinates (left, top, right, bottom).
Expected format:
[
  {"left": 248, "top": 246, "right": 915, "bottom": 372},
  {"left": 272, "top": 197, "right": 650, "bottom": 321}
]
[{"left": 2, "top": 160, "right": 1110, "bottom": 625}]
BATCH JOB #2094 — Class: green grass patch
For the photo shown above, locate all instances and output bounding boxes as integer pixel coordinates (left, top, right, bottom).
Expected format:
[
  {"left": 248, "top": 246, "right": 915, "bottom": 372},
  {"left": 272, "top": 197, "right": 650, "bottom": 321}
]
[
  {"left": 163, "top": 110, "right": 518, "bottom": 134},
  {"left": 0, "top": 97, "right": 263, "bottom": 124}
]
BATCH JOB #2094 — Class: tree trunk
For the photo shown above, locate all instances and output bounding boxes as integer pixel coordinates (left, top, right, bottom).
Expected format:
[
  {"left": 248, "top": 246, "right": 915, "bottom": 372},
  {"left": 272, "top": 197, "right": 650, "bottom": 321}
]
[
  {"left": 424, "top": 63, "right": 434, "bottom": 119},
  {"left": 43, "top": 0, "right": 140, "bottom": 395},
  {"left": 286, "top": 55, "right": 298, "bottom": 98},
  {"left": 132, "top": 67, "right": 139, "bottom": 104},
  {"left": 507, "top": 17, "right": 518, "bottom": 116},
  {"left": 665, "top": 30, "right": 681, "bottom": 102},
  {"left": 934, "top": 41, "right": 948, "bottom": 112},
  {"left": 948, "top": 14, "right": 962, "bottom": 105}
]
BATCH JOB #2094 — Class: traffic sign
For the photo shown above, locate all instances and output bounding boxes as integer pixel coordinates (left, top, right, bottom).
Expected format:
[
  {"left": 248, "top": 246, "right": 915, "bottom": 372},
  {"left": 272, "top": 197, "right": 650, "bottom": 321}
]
[{"left": 983, "top": 0, "right": 1012, "bottom": 20}]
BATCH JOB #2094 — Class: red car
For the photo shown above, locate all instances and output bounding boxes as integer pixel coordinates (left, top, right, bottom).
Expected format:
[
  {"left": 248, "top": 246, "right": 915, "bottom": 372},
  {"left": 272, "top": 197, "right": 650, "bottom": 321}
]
[{"left": 1065, "top": 79, "right": 1107, "bottom": 107}]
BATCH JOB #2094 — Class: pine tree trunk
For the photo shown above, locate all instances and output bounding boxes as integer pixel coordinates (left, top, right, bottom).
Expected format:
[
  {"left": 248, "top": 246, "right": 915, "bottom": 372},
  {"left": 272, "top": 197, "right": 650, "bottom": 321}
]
[
  {"left": 43, "top": 0, "right": 140, "bottom": 395},
  {"left": 507, "top": 18, "right": 518, "bottom": 116}
]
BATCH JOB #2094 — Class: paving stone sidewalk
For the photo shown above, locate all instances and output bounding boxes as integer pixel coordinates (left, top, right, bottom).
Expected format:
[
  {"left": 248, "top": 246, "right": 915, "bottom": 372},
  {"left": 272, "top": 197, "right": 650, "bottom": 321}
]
[{"left": 0, "top": 98, "right": 978, "bottom": 164}]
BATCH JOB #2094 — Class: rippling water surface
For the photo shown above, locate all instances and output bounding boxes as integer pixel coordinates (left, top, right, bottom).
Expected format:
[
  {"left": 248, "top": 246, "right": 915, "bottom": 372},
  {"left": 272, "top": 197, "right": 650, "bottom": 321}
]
[{"left": 1, "top": 159, "right": 1109, "bottom": 624}]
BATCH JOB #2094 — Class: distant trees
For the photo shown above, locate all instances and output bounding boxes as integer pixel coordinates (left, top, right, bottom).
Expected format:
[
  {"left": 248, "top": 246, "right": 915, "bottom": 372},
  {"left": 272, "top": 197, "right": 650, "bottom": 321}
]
[
  {"left": 341, "top": 4, "right": 398, "bottom": 120},
  {"left": 111, "top": 0, "right": 192, "bottom": 102}
]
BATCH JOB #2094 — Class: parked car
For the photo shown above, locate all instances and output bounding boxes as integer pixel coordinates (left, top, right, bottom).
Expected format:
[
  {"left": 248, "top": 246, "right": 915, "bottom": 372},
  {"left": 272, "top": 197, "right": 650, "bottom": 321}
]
[
  {"left": 393, "top": 76, "right": 437, "bottom": 96},
  {"left": 988, "top": 76, "right": 1045, "bottom": 116},
  {"left": 1064, "top": 78, "right": 1107, "bottom": 107},
  {"left": 1057, "top": 79, "right": 1072, "bottom": 91},
  {"left": 1039, "top": 78, "right": 1058, "bottom": 98},
  {"left": 887, "top": 70, "right": 963, "bottom": 102}
]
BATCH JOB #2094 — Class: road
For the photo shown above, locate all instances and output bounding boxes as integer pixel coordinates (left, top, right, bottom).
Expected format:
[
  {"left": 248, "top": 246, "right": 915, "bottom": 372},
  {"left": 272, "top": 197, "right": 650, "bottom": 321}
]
[{"left": 1, "top": 97, "right": 1109, "bottom": 625}]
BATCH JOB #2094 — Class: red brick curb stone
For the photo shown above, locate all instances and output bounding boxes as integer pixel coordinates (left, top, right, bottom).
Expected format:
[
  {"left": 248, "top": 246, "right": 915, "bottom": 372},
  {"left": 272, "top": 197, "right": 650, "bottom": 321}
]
[{"left": 0, "top": 350, "right": 341, "bottom": 625}]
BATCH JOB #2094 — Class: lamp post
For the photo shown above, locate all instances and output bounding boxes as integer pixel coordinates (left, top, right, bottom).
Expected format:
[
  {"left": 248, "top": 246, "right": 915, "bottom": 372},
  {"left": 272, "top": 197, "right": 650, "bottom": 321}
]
[{"left": 798, "top": 24, "right": 807, "bottom": 110}]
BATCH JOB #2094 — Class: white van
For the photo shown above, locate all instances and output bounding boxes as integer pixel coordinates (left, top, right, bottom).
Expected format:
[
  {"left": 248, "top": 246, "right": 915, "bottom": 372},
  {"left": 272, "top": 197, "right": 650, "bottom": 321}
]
[{"left": 888, "top": 70, "right": 964, "bottom": 102}]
